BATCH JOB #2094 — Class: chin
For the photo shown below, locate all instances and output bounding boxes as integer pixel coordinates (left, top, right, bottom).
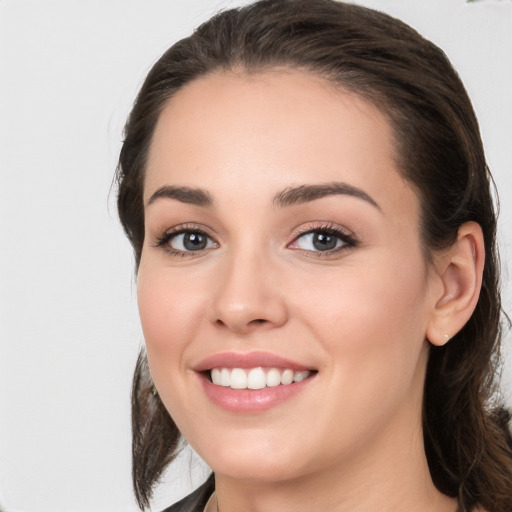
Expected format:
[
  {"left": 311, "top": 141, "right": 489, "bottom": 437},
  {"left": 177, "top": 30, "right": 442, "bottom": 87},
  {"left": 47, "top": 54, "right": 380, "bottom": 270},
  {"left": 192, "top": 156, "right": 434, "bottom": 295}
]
[
  {"left": 211, "top": 457, "right": 300, "bottom": 484},
  {"left": 194, "top": 433, "right": 306, "bottom": 483}
]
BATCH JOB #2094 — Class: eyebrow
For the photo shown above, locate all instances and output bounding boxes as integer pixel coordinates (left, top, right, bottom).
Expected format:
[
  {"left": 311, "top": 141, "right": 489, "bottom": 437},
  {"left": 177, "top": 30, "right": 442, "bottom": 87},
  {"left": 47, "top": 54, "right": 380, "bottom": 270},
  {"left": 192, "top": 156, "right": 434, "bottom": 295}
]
[
  {"left": 273, "top": 182, "right": 380, "bottom": 210},
  {"left": 146, "top": 185, "right": 213, "bottom": 208},
  {"left": 145, "top": 181, "right": 380, "bottom": 211}
]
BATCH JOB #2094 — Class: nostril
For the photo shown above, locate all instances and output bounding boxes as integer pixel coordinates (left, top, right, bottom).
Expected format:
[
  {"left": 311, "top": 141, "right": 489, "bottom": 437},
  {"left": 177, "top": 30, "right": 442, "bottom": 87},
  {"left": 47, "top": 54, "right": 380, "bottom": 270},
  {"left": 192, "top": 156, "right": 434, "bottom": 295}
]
[
  {"left": 216, "top": 318, "right": 265, "bottom": 325},
  {"left": 214, "top": 317, "right": 267, "bottom": 330}
]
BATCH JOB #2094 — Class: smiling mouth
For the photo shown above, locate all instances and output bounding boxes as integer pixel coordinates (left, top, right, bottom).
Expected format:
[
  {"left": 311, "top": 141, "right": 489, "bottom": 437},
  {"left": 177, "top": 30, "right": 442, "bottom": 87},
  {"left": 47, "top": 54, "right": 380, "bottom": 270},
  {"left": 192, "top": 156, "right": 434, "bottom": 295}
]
[{"left": 208, "top": 367, "right": 316, "bottom": 390}]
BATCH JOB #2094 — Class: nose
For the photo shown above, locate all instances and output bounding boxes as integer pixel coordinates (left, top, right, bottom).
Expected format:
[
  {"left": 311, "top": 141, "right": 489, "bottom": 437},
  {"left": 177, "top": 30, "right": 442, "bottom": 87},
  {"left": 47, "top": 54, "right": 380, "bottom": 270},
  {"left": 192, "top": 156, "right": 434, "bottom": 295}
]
[{"left": 207, "top": 250, "right": 288, "bottom": 335}]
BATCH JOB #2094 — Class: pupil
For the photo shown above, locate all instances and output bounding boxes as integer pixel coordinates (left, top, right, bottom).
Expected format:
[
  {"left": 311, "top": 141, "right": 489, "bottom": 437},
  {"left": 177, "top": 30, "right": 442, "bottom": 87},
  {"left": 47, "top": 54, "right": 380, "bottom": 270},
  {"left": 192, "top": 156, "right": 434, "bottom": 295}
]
[
  {"left": 313, "top": 232, "right": 337, "bottom": 251},
  {"left": 184, "top": 232, "right": 207, "bottom": 251}
]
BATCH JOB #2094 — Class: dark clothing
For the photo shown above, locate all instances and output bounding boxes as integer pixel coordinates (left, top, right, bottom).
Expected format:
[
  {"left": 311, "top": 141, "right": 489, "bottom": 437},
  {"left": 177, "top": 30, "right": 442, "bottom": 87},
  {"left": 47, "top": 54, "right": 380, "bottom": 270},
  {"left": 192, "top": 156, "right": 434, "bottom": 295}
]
[
  {"left": 161, "top": 474, "right": 464, "bottom": 511},
  {"left": 161, "top": 475, "right": 215, "bottom": 512}
]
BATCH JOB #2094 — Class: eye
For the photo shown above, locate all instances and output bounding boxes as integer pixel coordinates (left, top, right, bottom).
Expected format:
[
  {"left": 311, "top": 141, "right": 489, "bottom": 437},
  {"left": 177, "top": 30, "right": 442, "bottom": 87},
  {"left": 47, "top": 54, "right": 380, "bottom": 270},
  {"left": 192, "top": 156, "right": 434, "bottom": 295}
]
[
  {"left": 170, "top": 231, "right": 215, "bottom": 251},
  {"left": 288, "top": 225, "right": 357, "bottom": 254},
  {"left": 154, "top": 228, "right": 218, "bottom": 255}
]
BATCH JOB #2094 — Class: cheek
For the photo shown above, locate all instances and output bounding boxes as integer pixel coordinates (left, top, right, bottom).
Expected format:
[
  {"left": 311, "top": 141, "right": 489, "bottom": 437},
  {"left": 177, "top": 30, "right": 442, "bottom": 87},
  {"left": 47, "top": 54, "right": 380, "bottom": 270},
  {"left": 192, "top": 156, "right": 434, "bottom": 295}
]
[
  {"left": 294, "top": 249, "right": 430, "bottom": 377},
  {"left": 295, "top": 254, "right": 430, "bottom": 441},
  {"left": 137, "top": 263, "right": 207, "bottom": 370}
]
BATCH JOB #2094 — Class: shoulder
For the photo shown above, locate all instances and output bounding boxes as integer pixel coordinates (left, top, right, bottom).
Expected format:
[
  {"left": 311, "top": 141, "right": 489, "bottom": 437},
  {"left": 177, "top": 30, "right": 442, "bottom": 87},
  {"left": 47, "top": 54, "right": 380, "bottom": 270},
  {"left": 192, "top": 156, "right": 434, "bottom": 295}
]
[{"left": 160, "top": 474, "right": 215, "bottom": 512}]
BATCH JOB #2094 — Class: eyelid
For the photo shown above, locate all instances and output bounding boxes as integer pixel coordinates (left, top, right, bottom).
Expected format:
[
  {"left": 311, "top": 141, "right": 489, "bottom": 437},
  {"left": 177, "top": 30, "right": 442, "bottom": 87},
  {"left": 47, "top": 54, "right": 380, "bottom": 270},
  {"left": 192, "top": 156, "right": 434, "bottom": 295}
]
[
  {"left": 289, "top": 221, "right": 355, "bottom": 240},
  {"left": 287, "top": 222, "right": 358, "bottom": 255},
  {"left": 150, "top": 221, "right": 357, "bottom": 258},
  {"left": 152, "top": 223, "right": 219, "bottom": 256}
]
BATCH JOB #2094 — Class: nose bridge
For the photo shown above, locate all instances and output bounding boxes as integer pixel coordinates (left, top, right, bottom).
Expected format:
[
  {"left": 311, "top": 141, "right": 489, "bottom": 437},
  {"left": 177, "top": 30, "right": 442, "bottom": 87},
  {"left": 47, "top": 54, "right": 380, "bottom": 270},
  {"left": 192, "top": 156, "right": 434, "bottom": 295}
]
[{"left": 209, "top": 241, "right": 287, "bottom": 333}]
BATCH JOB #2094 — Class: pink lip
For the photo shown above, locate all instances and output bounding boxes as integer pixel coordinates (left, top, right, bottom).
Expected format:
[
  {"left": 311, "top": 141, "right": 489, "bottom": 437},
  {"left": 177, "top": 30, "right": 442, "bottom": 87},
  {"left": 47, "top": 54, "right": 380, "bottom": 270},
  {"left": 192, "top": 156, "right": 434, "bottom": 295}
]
[
  {"left": 200, "top": 377, "right": 314, "bottom": 413},
  {"left": 194, "top": 351, "right": 313, "bottom": 372},
  {"left": 194, "top": 351, "right": 316, "bottom": 413}
]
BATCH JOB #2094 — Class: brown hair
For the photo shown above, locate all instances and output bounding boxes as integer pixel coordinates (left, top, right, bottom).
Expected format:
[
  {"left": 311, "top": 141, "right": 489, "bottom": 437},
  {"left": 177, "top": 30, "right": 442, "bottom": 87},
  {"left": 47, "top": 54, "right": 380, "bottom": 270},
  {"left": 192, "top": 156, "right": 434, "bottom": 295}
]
[{"left": 116, "top": 0, "right": 512, "bottom": 510}]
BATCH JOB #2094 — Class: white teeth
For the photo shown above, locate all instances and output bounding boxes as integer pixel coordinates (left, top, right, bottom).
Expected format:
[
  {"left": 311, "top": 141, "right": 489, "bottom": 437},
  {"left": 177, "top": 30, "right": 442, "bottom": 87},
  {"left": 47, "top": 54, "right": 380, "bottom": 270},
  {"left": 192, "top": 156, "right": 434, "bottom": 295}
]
[
  {"left": 211, "top": 368, "right": 222, "bottom": 385},
  {"left": 209, "top": 367, "right": 313, "bottom": 390},
  {"left": 220, "top": 368, "right": 230, "bottom": 387},
  {"left": 266, "top": 368, "right": 281, "bottom": 387},
  {"left": 230, "top": 368, "right": 247, "bottom": 389},
  {"left": 281, "top": 369, "right": 294, "bottom": 385},
  {"left": 247, "top": 368, "right": 266, "bottom": 389},
  {"left": 293, "top": 370, "right": 310, "bottom": 383}
]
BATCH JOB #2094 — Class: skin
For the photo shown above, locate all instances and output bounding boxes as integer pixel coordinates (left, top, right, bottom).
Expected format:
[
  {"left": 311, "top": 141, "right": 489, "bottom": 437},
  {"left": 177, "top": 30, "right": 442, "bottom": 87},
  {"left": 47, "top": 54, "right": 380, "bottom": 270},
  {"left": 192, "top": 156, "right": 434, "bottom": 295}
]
[{"left": 137, "top": 70, "right": 475, "bottom": 512}]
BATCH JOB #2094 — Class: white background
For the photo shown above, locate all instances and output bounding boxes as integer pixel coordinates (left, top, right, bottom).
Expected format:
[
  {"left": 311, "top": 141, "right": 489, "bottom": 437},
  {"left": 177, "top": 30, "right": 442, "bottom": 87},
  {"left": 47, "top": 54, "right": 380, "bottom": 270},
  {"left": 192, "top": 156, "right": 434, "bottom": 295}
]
[{"left": 1, "top": 0, "right": 511, "bottom": 511}]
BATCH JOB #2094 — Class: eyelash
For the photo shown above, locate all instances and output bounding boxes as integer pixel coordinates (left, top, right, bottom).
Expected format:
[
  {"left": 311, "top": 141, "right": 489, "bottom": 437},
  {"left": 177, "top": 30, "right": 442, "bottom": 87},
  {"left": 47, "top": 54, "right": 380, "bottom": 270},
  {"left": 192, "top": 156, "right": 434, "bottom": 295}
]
[
  {"left": 152, "top": 222, "right": 358, "bottom": 258},
  {"left": 288, "top": 222, "right": 358, "bottom": 257},
  {"left": 153, "top": 224, "right": 218, "bottom": 258}
]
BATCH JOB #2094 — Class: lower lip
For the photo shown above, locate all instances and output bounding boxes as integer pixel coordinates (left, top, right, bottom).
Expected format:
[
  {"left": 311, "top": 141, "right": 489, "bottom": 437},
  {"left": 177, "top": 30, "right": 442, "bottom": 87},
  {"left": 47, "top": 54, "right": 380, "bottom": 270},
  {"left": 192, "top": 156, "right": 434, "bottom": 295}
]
[{"left": 199, "top": 374, "right": 315, "bottom": 413}]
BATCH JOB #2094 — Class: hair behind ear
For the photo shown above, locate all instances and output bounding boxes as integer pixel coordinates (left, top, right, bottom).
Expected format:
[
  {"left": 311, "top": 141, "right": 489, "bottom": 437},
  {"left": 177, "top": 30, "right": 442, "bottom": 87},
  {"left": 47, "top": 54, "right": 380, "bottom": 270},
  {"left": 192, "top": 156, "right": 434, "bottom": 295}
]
[{"left": 132, "top": 350, "right": 181, "bottom": 510}]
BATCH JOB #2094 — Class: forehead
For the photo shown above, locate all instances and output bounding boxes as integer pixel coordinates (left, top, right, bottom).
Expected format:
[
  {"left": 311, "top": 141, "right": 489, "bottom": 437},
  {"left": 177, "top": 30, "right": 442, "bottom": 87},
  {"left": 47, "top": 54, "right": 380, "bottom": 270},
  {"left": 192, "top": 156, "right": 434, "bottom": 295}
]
[{"left": 144, "top": 69, "right": 418, "bottom": 219}]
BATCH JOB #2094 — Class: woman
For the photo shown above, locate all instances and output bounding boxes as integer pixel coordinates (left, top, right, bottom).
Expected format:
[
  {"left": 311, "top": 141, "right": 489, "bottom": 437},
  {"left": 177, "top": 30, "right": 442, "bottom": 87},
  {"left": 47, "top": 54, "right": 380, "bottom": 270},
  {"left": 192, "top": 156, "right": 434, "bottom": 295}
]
[{"left": 116, "top": 1, "right": 512, "bottom": 511}]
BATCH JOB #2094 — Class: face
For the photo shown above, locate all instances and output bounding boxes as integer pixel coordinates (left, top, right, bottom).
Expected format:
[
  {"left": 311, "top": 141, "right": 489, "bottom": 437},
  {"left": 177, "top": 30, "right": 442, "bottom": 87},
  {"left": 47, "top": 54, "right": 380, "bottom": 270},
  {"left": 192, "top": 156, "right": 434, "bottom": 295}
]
[{"left": 137, "top": 70, "right": 441, "bottom": 484}]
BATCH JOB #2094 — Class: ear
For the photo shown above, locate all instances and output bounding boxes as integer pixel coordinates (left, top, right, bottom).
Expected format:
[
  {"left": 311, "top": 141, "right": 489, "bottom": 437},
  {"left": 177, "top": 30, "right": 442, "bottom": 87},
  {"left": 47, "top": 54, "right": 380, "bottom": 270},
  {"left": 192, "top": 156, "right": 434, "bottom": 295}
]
[{"left": 426, "top": 221, "right": 485, "bottom": 347}]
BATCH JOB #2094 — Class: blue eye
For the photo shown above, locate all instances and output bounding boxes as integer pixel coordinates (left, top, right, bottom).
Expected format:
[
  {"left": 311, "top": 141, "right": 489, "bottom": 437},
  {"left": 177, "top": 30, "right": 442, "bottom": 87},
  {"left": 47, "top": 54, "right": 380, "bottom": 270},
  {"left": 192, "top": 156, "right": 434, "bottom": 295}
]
[
  {"left": 290, "top": 227, "right": 356, "bottom": 254},
  {"left": 156, "top": 229, "right": 217, "bottom": 254},
  {"left": 171, "top": 231, "right": 213, "bottom": 251},
  {"left": 295, "top": 232, "right": 341, "bottom": 251}
]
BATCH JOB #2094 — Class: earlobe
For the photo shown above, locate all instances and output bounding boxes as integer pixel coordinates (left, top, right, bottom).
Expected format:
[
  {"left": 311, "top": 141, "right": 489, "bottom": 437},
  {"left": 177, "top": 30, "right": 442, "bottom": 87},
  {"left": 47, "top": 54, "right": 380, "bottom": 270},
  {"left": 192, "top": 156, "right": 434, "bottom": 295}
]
[{"left": 426, "top": 221, "right": 485, "bottom": 347}]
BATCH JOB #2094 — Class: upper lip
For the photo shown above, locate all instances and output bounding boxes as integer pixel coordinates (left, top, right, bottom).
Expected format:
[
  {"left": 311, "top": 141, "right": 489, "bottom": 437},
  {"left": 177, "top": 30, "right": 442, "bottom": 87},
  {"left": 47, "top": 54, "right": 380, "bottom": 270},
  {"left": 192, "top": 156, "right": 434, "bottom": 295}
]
[{"left": 193, "top": 351, "right": 314, "bottom": 372}]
